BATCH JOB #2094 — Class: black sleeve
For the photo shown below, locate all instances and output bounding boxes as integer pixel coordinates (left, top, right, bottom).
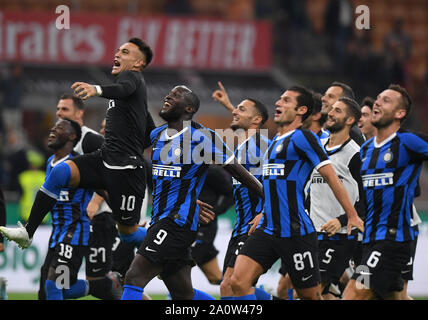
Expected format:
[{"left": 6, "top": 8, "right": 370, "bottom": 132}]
[
  {"left": 349, "top": 152, "right": 366, "bottom": 221},
  {"left": 0, "top": 188, "right": 6, "bottom": 243},
  {"left": 100, "top": 70, "right": 139, "bottom": 99},
  {"left": 82, "top": 132, "right": 105, "bottom": 154},
  {"left": 143, "top": 112, "right": 156, "bottom": 149},
  {"left": 350, "top": 126, "right": 365, "bottom": 146}
]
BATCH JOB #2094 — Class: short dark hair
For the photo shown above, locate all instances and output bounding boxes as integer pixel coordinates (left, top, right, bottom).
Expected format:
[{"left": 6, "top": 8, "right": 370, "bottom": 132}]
[
  {"left": 331, "top": 81, "right": 355, "bottom": 100},
  {"left": 62, "top": 117, "right": 82, "bottom": 146},
  {"left": 339, "top": 97, "right": 361, "bottom": 125},
  {"left": 59, "top": 93, "right": 84, "bottom": 110},
  {"left": 128, "top": 37, "right": 153, "bottom": 67},
  {"left": 388, "top": 84, "right": 412, "bottom": 121},
  {"left": 247, "top": 98, "right": 268, "bottom": 125},
  {"left": 360, "top": 96, "right": 375, "bottom": 110},
  {"left": 288, "top": 85, "right": 314, "bottom": 122},
  {"left": 176, "top": 85, "right": 200, "bottom": 114},
  {"left": 311, "top": 91, "right": 322, "bottom": 114}
]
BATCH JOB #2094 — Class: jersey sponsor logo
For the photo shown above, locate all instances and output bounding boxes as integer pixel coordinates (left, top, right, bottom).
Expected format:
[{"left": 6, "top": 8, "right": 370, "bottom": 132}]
[
  {"left": 311, "top": 173, "right": 344, "bottom": 184},
  {"left": 152, "top": 164, "right": 182, "bottom": 178},
  {"left": 262, "top": 163, "right": 285, "bottom": 176},
  {"left": 362, "top": 172, "right": 394, "bottom": 187}
]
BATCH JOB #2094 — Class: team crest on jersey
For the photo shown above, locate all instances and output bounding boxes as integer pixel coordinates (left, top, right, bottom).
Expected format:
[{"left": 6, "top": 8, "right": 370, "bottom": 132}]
[
  {"left": 174, "top": 147, "right": 182, "bottom": 157},
  {"left": 275, "top": 144, "right": 283, "bottom": 153},
  {"left": 59, "top": 190, "right": 69, "bottom": 202},
  {"left": 383, "top": 150, "right": 393, "bottom": 163}
]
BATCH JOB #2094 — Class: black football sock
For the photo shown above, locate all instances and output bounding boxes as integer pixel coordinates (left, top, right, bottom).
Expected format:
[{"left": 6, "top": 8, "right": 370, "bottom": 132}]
[
  {"left": 25, "top": 191, "right": 57, "bottom": 238},
  {"left": 88, "top": 276, "right": 121, "bottom": 300}
]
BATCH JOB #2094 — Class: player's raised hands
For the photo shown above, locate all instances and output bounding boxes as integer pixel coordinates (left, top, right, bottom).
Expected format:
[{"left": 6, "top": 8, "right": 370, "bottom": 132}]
[
  {"left": 72, "top": 82, "right": 97, "bottom": 100},
  {"left": 212, "top": 81, "right": 235, "bottom": 113}
]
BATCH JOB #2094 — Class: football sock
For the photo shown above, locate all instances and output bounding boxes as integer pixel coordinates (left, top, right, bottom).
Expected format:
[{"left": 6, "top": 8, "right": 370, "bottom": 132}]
[
  {"left": 254, "top": 287, "right": 272, "bottom": 300},
  {"left": 25, "top": 191, "right": 57, "bottom": 238},
  {"left": 63, "top": 279, "right": 89, "bottom": 299},
  {"left": 45, "top": 280, "right": 63, "bottom": 300},
  {"left": 235, "top": 293, "right": 256, "bottom": 300},
  {"left": 121, "top": 284, "right": 144, "bottom": 300},
  {"left": 288, "top": 289, "right": 294, "bottom": 300},
  {"left": 192, "top": 288, "right": 216, "bottom": 300},
  {"left": 119, "top": 227, "right": 147, "bottom": 247}
]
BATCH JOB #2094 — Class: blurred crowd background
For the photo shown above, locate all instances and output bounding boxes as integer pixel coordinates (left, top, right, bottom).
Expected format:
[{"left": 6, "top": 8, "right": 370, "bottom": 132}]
[{"left": 0, "top": 0, "right": 427, "bottom": 220}]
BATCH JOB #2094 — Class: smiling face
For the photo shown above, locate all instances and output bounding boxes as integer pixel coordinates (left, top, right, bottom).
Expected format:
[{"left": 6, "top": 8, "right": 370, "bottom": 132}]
[
  {"left": 230, "top": 99, "right": 260, "bottom": 131},
  {"left": 325, "top": 100, "right": 350, "bottom": 133},
  {"left": 372, "top": 89, "right": 406, "bottom": 129},
  {"left": 160, "top": 87, "right": 189, "bottom": 122},
  {"left": 274, "top": 90, "right": 304, "bottom": 126},
  {"left": 358, "top": 105, "right": 376, "bottom": 138},
  {"left": 321, "top": 86, "right": 343, "bottom": 115},
  {"left": 112, "top": 42, "right": 145, "bottom": 75},
  {"left": 47, "top": 119, "right": 75, "bottom": 151}
]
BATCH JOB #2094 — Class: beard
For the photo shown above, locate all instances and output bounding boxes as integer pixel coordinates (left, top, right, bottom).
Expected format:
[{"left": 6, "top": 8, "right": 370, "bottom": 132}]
[
  {"left": 325, "top": 119, "right": 345, "bottom": 133},
  {"left": 372, "top": 114, "right": 394, "bottom": 129},
  {"left": 159, "top": 107, "right": 182, "bottom": 122}
]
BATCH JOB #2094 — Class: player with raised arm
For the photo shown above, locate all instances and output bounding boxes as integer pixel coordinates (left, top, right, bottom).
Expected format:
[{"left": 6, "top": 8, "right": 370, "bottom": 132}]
[
  {"left": 229, "top": 85, "right": 364, "bottom": 300},
  {"left": 0, "top": 38, "right": 155, "bottom": 250},
  {"left": 120, "top": 85, "right": 264, "bottom": 300},
  {"left": 343, "top": 85, "right": 427, "bottom": 300}
]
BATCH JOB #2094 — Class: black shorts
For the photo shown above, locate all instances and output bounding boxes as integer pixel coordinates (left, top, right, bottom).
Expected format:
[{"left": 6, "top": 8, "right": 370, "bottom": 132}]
[
  {"left": 401, "top": 236, "right": 418, "bottom": 281},
  {"left": 191, "top": 219, "right": 219, "bottom": 266},
  {"left": 137, "top": 218, "right": 196, "bottom": 278},
  {"left": 223, "top": 234, "right": 248, "bottom": 273},
  {"left": 318, "top": 233, "right": 358, "bottom": 284},
  {"left": 351, "top": 240, "right": 412, "bottom": 299},
  {"left": 48, "top": 243, "right": 87, "bottom": 284},
  {"left": 72, "top": 150, "right": 146, "bottom": 226},
  {"left": 86, "top": 212, "right": 117, "bottom": 277},
  {"left": 240, "top": 229, "right": 320, "bottom": 289}
]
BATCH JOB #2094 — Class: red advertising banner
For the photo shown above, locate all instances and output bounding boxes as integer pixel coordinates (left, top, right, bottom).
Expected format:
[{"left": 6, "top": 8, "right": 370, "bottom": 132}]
[{"left": 0, "top": 11, "right": 272, "bottom": 71}]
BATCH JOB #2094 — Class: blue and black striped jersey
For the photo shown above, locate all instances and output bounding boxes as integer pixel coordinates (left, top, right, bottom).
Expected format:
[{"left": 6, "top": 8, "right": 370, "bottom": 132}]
[
  {"left": 47, "top": 153, "right": 92, "bottom": 248},
  {"left": 258, "top": 127, "right": 331, "bottom": 238},
  {"left": 232, "top": 132, "right": 270, "bottom": 238},
  {"left": 360, "top": 130, "right": 428, "bottom": 243},
  {"left": 150, "top": 121, "right": 234, "bottom": 231}
]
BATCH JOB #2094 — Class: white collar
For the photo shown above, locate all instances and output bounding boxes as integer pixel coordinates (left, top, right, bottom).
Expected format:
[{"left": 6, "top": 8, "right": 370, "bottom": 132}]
[
  {"left": 164, "top": 126, "right": 189, "bottom": 140},
  {"left": 50, "top": 154, "right": 70, "bottom": 167},
  {"left": 373, "top": 132, "right": 396, "bottom": 148},
  {"left": 277, "top": 129, "right": 296, "bottom": 140}
]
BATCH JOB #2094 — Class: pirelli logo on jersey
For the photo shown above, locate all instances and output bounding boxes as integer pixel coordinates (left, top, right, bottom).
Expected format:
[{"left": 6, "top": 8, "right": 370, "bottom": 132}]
[
  {"left": 263, "top": 163, "right": 285, "bottom": 176},
  {"left": 362, "top": 172, "right": 394, "bottom": 188},
  {"left": 312, "top": 173, "right": 344, "bottom": 184},
  {"left": 152, "top": 164, "right": 182, "bottom": 178}
]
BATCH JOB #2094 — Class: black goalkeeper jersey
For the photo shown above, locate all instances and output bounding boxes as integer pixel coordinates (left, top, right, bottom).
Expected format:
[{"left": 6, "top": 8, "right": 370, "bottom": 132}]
[{"left": 100, "top": 70, "right": 155, "bottom": 168}]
